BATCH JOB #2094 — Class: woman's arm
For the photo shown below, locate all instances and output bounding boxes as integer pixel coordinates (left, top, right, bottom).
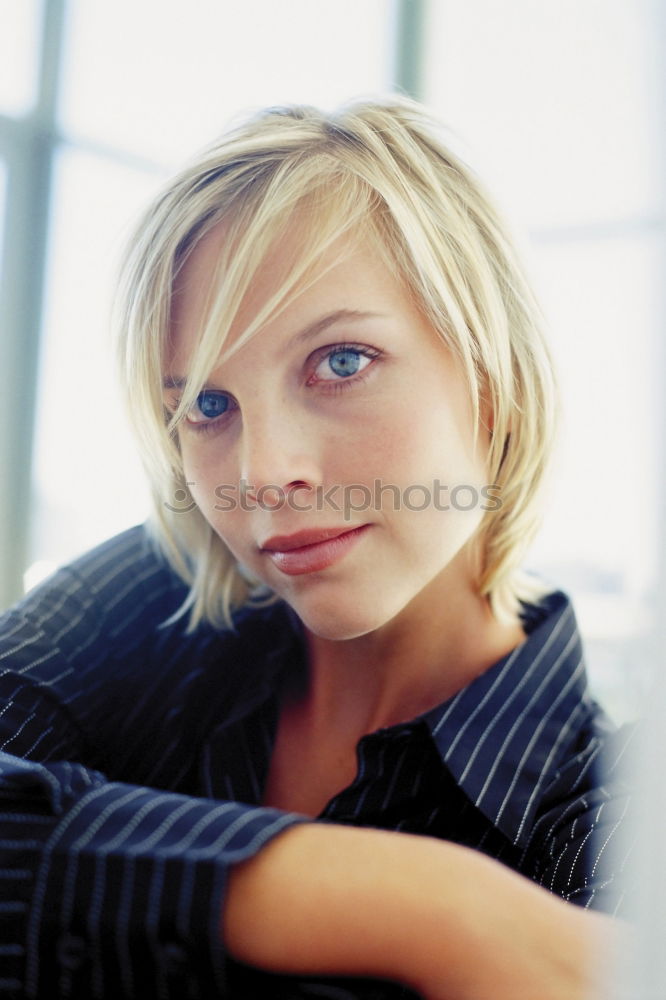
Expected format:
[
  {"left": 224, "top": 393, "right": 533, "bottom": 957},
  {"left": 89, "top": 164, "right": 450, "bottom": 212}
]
[
  {"left": 224, "top": 822, "right": 623, "bottom": 1000},
  {"left": 0, "top": 527, "right": 310, "bottom": 999}
]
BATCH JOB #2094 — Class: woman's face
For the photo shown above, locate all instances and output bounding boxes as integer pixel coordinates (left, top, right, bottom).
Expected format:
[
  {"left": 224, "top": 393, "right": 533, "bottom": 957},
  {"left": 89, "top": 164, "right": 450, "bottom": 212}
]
[{"left": 165, "top": 223, "right": 493, "bottom": 640}]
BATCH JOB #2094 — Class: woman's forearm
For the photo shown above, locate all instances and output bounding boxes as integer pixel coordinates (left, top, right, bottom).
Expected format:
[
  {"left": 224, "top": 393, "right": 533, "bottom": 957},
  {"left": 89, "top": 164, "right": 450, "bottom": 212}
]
[
  {"left": 223, "top": 823, "right": 440, "bottom": 987},
  {"left": 222, "top": 823, "right": 622, "bottom": 999}
]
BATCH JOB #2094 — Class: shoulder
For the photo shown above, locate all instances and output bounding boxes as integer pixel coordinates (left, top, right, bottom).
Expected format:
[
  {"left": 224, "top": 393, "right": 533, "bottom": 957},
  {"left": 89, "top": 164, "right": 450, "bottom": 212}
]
[
  {"left": 0, "top": 526, "right": 301, "bottom": 780},
  {"left": 1, "top": 522, "right": 302, "bottom": 669},
  {"left": 3, "top": 523, "right": 182, "bottom": 620},
  {"left": 41, "top": 522, "right": 186, "bottom": 616}
]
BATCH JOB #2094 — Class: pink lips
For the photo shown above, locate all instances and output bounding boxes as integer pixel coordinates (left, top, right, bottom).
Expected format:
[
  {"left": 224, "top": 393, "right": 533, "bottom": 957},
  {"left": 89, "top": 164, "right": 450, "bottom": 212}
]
[{"left": 259, "top": 525, "right": 370, "bottom": 576}]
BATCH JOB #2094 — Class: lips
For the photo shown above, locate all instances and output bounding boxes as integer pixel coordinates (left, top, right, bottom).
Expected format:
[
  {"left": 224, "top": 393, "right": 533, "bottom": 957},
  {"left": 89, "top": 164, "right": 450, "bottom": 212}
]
[
  {"left": 260, "top": 526, "right": 358, "bottom": 552},
  {"left": 259, "top": 524, "right": 370, "bottom": 575}
]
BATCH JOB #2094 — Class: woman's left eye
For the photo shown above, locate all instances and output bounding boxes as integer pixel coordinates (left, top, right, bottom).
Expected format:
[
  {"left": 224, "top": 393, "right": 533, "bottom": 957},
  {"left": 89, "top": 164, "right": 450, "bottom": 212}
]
[{"left": 311, "top": 345, "right": 378, "bottom": 383}]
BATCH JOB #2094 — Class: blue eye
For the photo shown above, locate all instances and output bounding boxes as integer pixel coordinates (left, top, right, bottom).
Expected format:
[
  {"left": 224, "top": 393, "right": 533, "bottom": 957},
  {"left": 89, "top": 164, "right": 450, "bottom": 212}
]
[
  {"left": 328, "top": 349, "right": 362, "bottom": 377},
  {"left": 186, "top": 390, "right": 233, "bottom": 426},
  {"left": 310, "top": 344, "right": 379, "bottom": 386},
  {"left": 198, "top": 391, "right": 229, "bottom": 418},
  {"left": 312, "top": 346, "right": 377, "bottom": 384}
]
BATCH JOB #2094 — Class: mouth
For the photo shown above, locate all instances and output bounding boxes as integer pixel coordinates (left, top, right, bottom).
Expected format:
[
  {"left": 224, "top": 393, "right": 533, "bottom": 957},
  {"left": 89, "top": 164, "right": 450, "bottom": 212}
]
[{"left": 259, "top": 524, "right": 371, "bottom": 576}]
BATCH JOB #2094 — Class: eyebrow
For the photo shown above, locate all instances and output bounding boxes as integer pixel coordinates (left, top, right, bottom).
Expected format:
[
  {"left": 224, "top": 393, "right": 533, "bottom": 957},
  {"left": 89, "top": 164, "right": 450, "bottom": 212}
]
[
  {"left": 292, "top": 308, "right": 385, "bottom": 344},
  {"left": 162, "top": 308, "right": 385, "bottom": 391}
]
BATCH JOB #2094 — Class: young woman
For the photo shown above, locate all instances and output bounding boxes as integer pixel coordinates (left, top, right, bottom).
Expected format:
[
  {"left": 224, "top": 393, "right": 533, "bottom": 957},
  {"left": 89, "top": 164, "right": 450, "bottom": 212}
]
[{"left": 0, "top": 98, "right": 631, "bottom": 999}]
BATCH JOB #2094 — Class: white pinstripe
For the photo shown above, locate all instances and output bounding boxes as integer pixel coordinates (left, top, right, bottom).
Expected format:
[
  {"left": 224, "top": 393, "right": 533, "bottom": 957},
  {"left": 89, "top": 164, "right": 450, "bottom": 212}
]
[
  {"left": 589, "top": 796, "right": 629, "bottom": 881},
  {"left": 476, "top": 640, "right": 580, "bottom": 815},
  {"left": 508, "top": 692, "right": 585, "bottom": 842},
  {"left": 0, "top": 577, "right": 88, "bottom": 661},
  {"left": 459, "top": 610, "right": 572, "bottom": 784}
]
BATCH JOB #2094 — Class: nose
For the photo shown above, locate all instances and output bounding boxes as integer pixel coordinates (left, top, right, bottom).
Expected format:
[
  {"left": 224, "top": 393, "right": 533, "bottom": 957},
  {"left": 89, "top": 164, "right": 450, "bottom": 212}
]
[{"left": 239, "top": 401, "right": 323, "bottom": 503}]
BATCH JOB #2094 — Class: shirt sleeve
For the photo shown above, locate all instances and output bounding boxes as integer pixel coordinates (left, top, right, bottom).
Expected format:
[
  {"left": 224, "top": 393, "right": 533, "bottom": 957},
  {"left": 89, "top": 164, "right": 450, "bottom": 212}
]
[
  {"left": 0, "top": 529, "right": 306, "bottom": 999},
  {"left": 518, "top": 723, "right": 636, "bottom": 916}
]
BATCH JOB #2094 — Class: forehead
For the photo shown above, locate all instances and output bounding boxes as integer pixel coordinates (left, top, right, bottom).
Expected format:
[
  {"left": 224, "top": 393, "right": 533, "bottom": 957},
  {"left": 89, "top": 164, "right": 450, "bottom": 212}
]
[
  {"left": 167, "top": 217, "right": 399, "bottom": 376},
  {"left": 171, "top": 219, "right": 302, "bottom": 337}
]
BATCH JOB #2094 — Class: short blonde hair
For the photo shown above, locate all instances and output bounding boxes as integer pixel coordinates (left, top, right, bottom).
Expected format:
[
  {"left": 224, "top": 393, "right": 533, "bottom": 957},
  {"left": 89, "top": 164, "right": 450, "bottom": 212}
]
[{"left": 116, "top": 96, "right": 558, "bottom": 631}]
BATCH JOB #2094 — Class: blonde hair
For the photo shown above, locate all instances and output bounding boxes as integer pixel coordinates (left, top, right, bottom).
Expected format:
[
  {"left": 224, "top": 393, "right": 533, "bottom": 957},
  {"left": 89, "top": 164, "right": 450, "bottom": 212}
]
[{"left": 116, "top": 96, "right": 558, "bottom": 631}]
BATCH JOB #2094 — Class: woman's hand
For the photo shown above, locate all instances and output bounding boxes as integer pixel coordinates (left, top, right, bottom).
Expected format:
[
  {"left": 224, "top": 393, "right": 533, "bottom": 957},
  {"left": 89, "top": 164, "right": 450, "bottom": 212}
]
[{"left": 222, "top": 823, "right": 623, "bottom": 999}]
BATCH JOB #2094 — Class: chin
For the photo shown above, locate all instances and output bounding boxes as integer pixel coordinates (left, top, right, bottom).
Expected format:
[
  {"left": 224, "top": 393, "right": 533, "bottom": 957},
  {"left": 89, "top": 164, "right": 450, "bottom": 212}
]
[{"left": 288, "top": 591, "right": 405, "bottom": 642}]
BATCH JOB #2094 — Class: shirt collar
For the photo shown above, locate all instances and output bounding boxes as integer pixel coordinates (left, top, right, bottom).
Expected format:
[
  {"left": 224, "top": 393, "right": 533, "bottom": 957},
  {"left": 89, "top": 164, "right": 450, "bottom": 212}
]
[
  {"left": 209, "top": 591, "right": 595, "bottom": 849},
  {"left": 422, "top": 590, "right": 596, "bottom": 848}
]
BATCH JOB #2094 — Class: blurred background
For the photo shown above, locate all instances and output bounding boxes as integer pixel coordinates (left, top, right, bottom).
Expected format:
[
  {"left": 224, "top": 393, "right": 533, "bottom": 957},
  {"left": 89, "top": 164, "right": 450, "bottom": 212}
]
[{"left": 0, "top": 0, "right": 664, "bottom": 729}]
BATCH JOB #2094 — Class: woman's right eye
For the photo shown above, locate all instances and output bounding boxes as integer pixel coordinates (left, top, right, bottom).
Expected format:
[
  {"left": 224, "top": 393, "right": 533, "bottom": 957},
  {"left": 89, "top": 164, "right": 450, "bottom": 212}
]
[{"left": 186, "top": 390, "right": 236, "bottom": 427}]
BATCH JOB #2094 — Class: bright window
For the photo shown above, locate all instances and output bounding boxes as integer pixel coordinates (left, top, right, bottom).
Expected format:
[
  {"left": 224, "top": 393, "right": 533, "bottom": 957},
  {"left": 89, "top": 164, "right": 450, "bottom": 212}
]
[
  {"left": 0, "top": 0, "right": 43, "bottom": 117},
  {"left": 59, "top": 0, "right": 391, "bottom": 163},
  {"left": 423, "top": 0, "right": 663, "bottom": 719},
  {"left": 28, "top": 148, "right": 162, "bottom": 573}
]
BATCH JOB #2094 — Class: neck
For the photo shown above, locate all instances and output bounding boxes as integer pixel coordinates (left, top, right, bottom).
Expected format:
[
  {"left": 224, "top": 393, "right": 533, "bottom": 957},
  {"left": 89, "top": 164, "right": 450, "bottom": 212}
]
[{"left": 298, "top": 557, "right": 526, "bottom": 739}]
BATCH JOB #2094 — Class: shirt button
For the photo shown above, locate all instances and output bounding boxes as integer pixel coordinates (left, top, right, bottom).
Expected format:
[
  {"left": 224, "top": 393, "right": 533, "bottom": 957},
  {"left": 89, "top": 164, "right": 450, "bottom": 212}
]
[{"left": 56, "top": 933, "right": 88, "bottom": 970}]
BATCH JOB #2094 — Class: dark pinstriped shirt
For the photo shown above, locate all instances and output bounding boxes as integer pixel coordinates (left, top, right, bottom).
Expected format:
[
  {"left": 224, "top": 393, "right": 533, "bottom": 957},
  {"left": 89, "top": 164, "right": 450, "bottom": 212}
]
[{"left": 0, "top": 525, "right": 633, "bottom": 999}]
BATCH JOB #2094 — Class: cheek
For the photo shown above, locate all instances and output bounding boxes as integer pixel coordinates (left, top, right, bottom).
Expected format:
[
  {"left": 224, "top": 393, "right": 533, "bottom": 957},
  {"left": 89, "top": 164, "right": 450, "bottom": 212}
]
[
  {"left": 180, "top": 449, "right": 207, "bottom": 498},
  {"left": 339, "top": 403, "right": 478, "bottom": 490},
  {"left": 180, "top": 445, "right": 231, "bottom": 518},
  {"left": 182, "top": 449, "right": 207, "bottom": 480},
  {"left": 326, "top": 396, "right": 417, "bottom": 475}
]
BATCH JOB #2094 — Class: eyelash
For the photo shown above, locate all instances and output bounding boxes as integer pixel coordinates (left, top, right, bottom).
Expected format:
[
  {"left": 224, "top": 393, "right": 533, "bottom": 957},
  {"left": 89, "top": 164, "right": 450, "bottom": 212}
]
[
  {"left": 177, "top": 341, "right": 382, "bottom": 436},
  {"left": 307, "top": 342, "right": 381, "bottom": 393}
]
